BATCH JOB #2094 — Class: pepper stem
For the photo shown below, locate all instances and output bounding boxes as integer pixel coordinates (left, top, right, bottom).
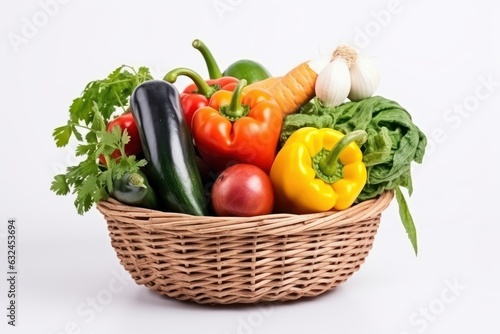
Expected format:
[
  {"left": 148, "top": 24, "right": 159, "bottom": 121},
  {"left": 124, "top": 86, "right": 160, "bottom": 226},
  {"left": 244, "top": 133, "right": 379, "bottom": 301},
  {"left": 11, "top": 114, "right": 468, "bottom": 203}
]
[
  {"left": 163, "top": 67, "right": 216, "bottom": 97},
  {"left": 192, "top": 39, "right": 223, "bottom": 79},
  {"left": 319, "top": 130, "right": 367, "bottom": 177},
  {"left": 220, "top": 79, "right": 249, "bottom": 120}
]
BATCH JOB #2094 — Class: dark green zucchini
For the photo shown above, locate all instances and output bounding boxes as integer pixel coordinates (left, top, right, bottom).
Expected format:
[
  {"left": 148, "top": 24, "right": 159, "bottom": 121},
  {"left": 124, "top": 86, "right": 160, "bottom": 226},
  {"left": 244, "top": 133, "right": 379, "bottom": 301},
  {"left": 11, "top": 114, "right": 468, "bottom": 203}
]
[
  {"left": 130, "top": 80, "right": 208, "bottom": 215},
  {"left": 112, "top": 171, "right": 158, "bottom": 209}
]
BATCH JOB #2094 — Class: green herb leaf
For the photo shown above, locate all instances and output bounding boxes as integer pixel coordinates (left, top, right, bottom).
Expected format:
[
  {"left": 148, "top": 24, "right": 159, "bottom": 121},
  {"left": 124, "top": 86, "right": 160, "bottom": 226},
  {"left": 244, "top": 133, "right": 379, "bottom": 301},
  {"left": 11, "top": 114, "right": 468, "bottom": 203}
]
[
  {"left": 71, "top": 124, "right": 83, "bottom": 142},
  {"left": 50, "top": 65, "right": 152, "bottom": 214},
  {"left": 91, "top": 102, "right": 107, "bottom": 133},
  {"left": 69, "top": 97, "right": 84, "bottom": 123},
  {"left": 52, "top": 123, "right": 72, "bottom": 147},
  {"left": 395, "top": 186, "right": 418, "bottom": 256},
  {"left": 50, "top": 174, "right": 70, "bottom": 195},
  {"left": 75, "top": 143, "right": 96, "bottom": 157},
  {"left": 120, "top": 128, "right": 131, "bottom": 146},
  {"left": 85, "top": 131, "right": 97, "bottom": 144},
  {"left": 97, "top": 169, "right": 114, "bottom": 194}
]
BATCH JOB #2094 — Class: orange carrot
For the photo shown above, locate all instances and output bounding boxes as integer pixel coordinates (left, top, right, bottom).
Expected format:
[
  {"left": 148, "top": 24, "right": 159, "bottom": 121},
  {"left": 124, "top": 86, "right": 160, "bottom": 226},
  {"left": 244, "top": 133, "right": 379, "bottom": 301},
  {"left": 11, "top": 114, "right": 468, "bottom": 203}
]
[
  {"left": 248, "top": 59, "right": 328, "bottom": 116},
  {"left": 270, "top": 62, "right": 319, "bottom": 115},
  {"left": 243, "top": 76, "right": 282, "bottom": 93}
]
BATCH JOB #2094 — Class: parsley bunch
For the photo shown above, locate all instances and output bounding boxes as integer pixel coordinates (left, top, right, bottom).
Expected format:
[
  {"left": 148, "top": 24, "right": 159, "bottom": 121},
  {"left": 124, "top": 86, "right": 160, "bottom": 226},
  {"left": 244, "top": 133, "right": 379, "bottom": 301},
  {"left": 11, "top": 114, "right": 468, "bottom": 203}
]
[{"left": 51, "top": 65, "right": 152, "bottom": 214}]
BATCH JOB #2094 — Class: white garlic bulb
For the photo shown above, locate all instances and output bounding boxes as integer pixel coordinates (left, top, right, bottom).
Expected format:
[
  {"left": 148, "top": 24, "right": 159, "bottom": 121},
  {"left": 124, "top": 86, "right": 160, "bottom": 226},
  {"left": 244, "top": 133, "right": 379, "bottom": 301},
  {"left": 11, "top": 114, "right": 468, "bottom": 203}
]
[
  {"left": 315, "top": 43, "right": 381, "bottom": 106},
  {"left": 314, "top": 57, "right": 351, "bottom": 107},
  {"left": 348, "top": 54, "right": 381, "bottom": 101}
]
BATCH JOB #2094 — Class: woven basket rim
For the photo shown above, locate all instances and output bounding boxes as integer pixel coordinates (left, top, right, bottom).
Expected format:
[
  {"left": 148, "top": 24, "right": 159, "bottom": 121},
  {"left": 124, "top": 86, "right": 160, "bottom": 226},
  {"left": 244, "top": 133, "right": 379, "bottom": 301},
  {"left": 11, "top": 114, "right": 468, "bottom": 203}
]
[{"left": 96, "top": 191, "right": 394, "bottom": 236}]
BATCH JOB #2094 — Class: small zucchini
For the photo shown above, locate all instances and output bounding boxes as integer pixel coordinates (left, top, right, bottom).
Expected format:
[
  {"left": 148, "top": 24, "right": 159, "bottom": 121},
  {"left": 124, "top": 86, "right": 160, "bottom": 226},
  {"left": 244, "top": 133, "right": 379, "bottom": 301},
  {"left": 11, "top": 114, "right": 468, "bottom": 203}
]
[{"left": 112, "top": 171, "right": 158, "bottom": 209}]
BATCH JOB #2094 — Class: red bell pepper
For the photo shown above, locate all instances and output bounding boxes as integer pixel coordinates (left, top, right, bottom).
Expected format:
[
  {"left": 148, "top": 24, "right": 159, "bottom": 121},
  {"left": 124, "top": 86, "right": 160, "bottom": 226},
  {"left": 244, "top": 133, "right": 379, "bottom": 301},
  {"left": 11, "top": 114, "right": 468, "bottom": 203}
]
[
  {"left": 191, "top": 79, "right": 282, "bottom": 174},
  {"left": 164, "top": 67, "right": 238, "bottom": 126}
]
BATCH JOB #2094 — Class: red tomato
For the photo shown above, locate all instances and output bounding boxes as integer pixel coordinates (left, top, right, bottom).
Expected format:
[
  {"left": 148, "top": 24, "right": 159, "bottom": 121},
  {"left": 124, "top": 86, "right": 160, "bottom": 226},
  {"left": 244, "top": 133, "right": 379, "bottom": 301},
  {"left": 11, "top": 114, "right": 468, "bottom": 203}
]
[
  {"left": 98, "top": 112, "right": 142, "bottom": 165},
  {"left": 107, "top": 112, "right": 142, "bottom": 157},
  {"left": 211, "top": 164, "right": 274, "bottom": 217}
]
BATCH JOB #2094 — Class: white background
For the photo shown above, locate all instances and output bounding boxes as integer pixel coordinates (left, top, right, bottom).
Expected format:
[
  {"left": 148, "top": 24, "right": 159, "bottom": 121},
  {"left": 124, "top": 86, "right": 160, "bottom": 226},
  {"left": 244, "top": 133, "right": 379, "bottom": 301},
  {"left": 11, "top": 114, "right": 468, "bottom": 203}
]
[{"left": 2, "top": 0, "right": 499, "bottom": 333}]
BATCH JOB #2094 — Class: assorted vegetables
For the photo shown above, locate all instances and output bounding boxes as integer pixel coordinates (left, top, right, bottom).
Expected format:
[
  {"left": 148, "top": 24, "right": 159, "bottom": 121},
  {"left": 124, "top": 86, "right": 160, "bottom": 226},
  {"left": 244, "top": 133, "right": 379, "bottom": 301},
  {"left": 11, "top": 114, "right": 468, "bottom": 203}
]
[
  {"left": 51, "top": 66, "right": 152, "bottom": 214},
  {"left": 51, "top": 40, "right": 427, "bottom": 255},
  {"left": 280, "top": 96, "right": 427, "bottom": 201},
  {"left": 280, "top": 96, "right": 427, "bottom": 254}
]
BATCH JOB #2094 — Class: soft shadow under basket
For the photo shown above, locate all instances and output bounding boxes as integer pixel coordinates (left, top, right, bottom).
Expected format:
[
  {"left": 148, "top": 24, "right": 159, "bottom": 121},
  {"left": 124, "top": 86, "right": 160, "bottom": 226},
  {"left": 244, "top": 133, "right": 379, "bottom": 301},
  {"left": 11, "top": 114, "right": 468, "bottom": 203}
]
[{"left": 96, "top": 190, "right": 393, "bottom": 304}]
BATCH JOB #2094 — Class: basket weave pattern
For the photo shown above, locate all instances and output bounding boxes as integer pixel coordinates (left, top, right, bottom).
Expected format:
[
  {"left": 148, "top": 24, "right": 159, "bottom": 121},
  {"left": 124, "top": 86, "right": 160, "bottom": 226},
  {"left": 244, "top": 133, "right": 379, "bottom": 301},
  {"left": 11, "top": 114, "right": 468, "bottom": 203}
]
[{"left": 97, "top": 191, "right": 393, "bottom": 304}]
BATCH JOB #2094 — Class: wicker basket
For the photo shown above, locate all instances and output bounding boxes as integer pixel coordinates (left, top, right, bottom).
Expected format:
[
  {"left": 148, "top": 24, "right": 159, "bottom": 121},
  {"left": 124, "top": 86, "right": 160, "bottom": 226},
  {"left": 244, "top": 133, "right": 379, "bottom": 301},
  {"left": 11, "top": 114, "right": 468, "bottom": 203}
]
[{"left": 96, "top": 190, "right": 394, "bottom": 304}]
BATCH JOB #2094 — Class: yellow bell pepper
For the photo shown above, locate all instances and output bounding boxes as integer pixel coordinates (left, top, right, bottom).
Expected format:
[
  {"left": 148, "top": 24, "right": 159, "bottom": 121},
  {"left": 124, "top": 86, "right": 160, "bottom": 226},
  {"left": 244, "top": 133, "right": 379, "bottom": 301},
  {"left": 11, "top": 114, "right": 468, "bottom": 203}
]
[{"left": 270, "top": 127, "right": 367, "bottom": 214}]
